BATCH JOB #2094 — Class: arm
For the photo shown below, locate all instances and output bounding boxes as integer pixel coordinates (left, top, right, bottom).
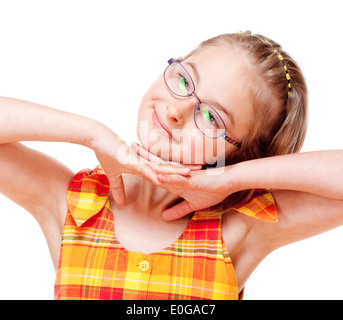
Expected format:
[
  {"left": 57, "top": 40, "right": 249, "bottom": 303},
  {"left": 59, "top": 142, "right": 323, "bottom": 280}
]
[
  {"left": 227, "top": 151, "right": 343, "bottom": 251},
  {"left": 0, "top": 97, "right": 102, "bottom": 220},
  {"left": 0, "top": 96, "right": 102, "bottom": 145},
  {"left": 0, "top": 96, "right": 194, "bottom": 222},
  {"left": 0, "top": 97, "right": 194, "bottom": 267},
  {"left": 231, "top": 150, "right": 343, "bottom": 201},
  {"left": 152, "top": 148, "right": 343, "bottom": 245},
  {"left": 0, "top": 97, "right": 104, "bottom": 266},
  {"left": 150, "top": 150, "right": 343, "bottom": 288}
]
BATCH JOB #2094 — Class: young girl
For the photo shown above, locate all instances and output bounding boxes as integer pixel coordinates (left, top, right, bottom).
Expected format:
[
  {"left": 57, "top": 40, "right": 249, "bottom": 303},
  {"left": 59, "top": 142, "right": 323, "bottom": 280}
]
[{"left": 1, "top": 31, "right": 342, "bottom": 300}]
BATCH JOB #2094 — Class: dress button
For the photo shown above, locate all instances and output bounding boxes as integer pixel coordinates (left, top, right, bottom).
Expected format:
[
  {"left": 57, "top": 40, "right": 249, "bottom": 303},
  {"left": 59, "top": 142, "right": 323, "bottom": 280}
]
[{"left": 138, "top": 260, "right": 150, "bottom": 272}]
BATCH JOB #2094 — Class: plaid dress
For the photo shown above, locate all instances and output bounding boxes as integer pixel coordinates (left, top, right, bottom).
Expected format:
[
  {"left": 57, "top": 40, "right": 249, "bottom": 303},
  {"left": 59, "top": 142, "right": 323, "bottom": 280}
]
[{"left": 54, "top": 168, "right": 277, "bottom": 300}]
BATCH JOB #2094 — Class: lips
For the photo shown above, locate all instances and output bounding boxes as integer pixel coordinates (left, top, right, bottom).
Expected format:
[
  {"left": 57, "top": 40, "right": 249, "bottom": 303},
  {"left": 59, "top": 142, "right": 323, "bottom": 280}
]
[{"left": 152, "top": 110, "right": 174, "bottom": 140}]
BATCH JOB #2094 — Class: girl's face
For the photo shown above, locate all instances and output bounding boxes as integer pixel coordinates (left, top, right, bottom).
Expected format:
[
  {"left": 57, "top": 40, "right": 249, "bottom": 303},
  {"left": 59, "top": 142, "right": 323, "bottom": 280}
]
[{"left": 137, "top": 45, "right": 254, "bottom": 166}]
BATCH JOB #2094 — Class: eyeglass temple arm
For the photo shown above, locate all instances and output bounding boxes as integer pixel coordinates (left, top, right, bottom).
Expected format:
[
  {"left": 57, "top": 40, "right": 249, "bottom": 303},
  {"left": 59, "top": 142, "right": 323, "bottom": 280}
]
[{"left": 223, "top": 133, "right": 241, "bottom": 149}]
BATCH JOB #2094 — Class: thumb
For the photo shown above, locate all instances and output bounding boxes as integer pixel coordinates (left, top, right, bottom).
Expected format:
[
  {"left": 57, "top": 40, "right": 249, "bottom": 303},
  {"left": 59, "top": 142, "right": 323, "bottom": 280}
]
[
  {"left": 162, "top": 200, "right": 194, "bottom": 221},
  {"left": 109, "top": 175, "right": 126, "bottom": 205}
]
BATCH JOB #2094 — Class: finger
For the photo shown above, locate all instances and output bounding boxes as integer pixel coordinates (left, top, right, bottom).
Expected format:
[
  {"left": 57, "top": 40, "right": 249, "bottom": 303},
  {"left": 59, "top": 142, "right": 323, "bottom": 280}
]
[
  {"left": 109, "top": 175, "right": 126, "bottom": 205},
  {"left": 177, "top": 163, "right": 203, "bottom": 170},
  {"left": 139, "top": 164, "right": 160, "bottom": 185},
  {"left": 131, "top": 142, "right": 162, "bottom": 163},
  {"left": 133, "top": 142, "right": 203, "bottom": 170},
  {"left": 133, "top": 147, "right": 191, "bottom": 177},
  {"left": 157, "top": 173, "right": 189, "bottom": 184},
  {"left": 150, "top": 163, "right": 191, "bottom": 176},
  {"left": 162, "top": 200, "right": 195, "bottom": 221}
]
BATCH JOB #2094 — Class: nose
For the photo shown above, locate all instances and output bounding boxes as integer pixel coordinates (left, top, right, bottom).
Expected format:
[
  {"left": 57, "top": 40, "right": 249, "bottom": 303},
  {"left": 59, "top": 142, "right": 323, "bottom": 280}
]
[
  {"left": 166, "top": 102, "right": 183, "bottom": 124},
  {"left": 166, "top": 94, "right": 200, "bottom": 124}
]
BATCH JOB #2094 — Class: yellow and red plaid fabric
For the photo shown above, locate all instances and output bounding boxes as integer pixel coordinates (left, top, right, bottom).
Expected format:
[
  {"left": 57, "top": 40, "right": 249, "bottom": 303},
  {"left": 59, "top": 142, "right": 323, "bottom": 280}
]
[
  {"left": 234, "top": 189, "right": 278, "bottom": 223},
  {"left": 54, "top": 168, "right": 277, "bottom": 300}
]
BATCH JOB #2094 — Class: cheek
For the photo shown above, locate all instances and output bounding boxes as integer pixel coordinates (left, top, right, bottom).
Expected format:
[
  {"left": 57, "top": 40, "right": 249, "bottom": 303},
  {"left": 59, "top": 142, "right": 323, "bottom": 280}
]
[
  {"left": 138, "top": 128, "right": 207, "bottom": 165},
  {"left": 177, "top": 133, "right": 227, "bottom": 165},
  {"left": 136, "top": 106, "right": 151, "bottom": 148},
  {"left": 144, "top": 76, "right": 166, "bottom": 101},
  {"left": 138, "top": 126, "right": 230, "bottom": 166},
  {"left": 203, "top": 138, "right": 228, "bottom": 166},
  {"left": 176, "top": 130, "right": 206, "bottom": 165},
  {"left": 136, "top": 77, "right": 168, "bottom": 143}
]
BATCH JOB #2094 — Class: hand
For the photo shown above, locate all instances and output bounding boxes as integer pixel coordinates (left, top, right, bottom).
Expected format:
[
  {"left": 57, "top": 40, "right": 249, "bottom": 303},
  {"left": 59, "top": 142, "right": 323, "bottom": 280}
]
[
  {"left": 89, "top": 126, "right": 201, "bottom": 205},
  {"left": 133, "top": 142, "right": 235, "bottom": 220}
]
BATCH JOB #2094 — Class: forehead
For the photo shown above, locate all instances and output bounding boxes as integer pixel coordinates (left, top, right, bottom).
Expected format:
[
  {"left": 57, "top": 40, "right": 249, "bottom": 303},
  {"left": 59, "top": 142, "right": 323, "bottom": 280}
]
[
  {"left": 184, "top": 44, "right": 252, "bottom": 92},
  {"left": 183, "top": 44, "right": 254, "bottom": 134}
]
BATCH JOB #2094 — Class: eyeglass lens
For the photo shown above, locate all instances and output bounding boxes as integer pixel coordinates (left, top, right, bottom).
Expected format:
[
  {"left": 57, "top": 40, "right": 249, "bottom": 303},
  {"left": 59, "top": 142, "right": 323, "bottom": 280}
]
[
  {"left": 164, "top": 61, "right": 226, "bottom": 138},
  {"left": 194, "top": 104, "right": 226, "bottom": 138},
  {"left": 164, "top": 62, "right": 194, "bottom": 97}
]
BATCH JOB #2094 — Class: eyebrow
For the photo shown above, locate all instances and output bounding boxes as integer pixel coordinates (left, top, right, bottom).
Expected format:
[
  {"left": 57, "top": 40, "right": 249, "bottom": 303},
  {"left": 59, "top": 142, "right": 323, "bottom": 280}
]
[
  {"left": 185, "top": 61, "right": 236, "bottom": 126},
  {"left": 185, "top": 61, "right": 200, "bottom": 85},
  {"left": 213, "top": 102, "right": 235, "bottom": 126}
]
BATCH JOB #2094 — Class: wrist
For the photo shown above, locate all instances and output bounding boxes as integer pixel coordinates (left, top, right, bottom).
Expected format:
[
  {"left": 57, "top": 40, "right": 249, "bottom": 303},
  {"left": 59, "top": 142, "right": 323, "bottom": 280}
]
[
  {"left": 224, "top": 163, "right": 243, "bottom": 194},
  {"left": 224, "top": 160, "right": 259, "bottom": 194},
  {"left": 83, "top": 119, "right": 110, "bottom": 151},
  {"left": 86, "top": 120, "right": 124, "bottom": 157}
]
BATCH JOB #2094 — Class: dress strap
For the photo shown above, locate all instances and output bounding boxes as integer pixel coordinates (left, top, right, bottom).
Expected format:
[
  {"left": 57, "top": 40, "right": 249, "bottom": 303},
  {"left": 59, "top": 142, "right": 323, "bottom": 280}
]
[
  {"left": 67, "top": 168, "right": 110, "bottom": 227},
  {"left": 232, "top": 189, "right": 278, "bottom": 222}
]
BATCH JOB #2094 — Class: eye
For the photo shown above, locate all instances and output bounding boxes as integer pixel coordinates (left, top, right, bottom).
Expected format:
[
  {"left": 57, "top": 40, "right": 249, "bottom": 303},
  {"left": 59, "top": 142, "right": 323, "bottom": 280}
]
[
  {"left": 178, "top": 73, "right": 190, "bottom": 93},
  {"left": 202, "top": 109, "right": 220, "bottom": 127}
]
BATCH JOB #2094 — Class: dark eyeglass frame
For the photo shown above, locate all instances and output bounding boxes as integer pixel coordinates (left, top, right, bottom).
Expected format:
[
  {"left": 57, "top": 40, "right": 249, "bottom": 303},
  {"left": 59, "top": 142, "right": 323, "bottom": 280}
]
[{"left": 163, "top": 59, "right": 241, "bottom": 149}]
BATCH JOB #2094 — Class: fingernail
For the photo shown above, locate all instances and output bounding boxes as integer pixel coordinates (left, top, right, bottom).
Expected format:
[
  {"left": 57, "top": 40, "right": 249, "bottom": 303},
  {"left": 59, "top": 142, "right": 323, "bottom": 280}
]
[
  {"left": 181, "top": 168, "right": 191, "bottom": 175},
  {"left": 157, "top": 174, "right": 166, "bottom": 182},
  {"left": 191, "top": 165, "right": 203, "bottom": 170}
]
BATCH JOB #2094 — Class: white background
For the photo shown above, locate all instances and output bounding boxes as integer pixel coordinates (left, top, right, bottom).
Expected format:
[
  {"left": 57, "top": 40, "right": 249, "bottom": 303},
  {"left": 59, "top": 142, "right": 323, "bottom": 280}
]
[{"left": 0, "top": 0, "right": 342, "bottom": 300}]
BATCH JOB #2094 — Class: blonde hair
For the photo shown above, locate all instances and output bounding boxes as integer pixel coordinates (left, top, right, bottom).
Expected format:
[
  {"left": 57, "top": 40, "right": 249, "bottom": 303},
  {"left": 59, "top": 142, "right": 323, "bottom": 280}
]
[{"left": 188, "top": 31, "right": 308, "bottom": 210}]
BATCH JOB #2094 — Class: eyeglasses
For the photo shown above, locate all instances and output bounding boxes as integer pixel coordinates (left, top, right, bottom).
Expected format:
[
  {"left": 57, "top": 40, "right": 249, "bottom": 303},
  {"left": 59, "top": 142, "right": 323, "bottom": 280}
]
[{"left": 163, "top": 59, "right": 241, "bottom": 149}]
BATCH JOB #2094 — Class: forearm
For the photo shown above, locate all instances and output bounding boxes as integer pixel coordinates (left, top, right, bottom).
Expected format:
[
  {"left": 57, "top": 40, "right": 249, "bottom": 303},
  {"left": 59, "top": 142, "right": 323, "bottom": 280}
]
[
  {"left": 230, "top": 150, "right": 343, "bottom": 200},
  {"left": 0, "top": 96, "right": 108, "bottom": 148}
]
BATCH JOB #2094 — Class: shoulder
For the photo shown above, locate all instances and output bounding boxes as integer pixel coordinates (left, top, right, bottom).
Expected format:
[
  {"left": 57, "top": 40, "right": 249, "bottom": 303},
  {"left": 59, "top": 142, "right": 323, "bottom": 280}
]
[{"left": 46, "top": 167, "right": 110, "bottom": 269}]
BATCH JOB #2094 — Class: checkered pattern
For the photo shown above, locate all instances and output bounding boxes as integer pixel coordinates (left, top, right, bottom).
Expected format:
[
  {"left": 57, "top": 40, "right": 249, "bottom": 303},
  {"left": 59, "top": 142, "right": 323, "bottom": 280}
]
[
  {"left": 54, "top": 168, "right": 277, "bottom": 300},
  {"left": 234, "top": 189, "right": 278, "bottom": 222}
]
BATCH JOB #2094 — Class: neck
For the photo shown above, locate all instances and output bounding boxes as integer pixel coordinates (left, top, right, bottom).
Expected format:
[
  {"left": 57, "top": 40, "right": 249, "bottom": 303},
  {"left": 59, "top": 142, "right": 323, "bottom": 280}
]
[
  {"left": 113, "top": 173, "right": 182, "bottom": 217},
  {"left": 110, "top": 173, "right": 191, "bottom": 254}
]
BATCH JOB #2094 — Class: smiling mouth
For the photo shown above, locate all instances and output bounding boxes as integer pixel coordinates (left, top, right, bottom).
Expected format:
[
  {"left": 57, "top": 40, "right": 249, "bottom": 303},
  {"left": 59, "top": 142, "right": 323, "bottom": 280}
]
[{"left": 152, "top": 110, "right": 175, "bottom": 140}]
